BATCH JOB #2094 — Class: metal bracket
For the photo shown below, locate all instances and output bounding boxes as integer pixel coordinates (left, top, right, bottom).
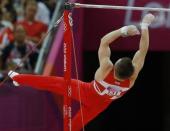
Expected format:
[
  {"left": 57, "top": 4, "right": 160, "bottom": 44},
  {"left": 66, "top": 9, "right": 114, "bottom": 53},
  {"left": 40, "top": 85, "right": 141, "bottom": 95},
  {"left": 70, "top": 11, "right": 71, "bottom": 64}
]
[{"left": 64, "top": 2, "right": 75, "bottom": 10}]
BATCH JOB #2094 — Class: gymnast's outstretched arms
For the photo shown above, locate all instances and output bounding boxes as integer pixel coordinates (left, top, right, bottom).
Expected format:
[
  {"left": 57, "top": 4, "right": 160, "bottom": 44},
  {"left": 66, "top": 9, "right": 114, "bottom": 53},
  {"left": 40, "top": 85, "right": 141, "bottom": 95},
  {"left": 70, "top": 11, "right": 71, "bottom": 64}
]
[{"left": 95, "top": 25, "right": 140, "bottom": 81}]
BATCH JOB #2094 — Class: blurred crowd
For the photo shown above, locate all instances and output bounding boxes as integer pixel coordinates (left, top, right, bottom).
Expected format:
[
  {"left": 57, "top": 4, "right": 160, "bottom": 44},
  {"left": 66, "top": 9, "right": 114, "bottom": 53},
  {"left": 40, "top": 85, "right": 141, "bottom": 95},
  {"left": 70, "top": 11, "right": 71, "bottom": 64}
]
[{"left": 0, "top": 0, "right": 56, "bottom": 80}]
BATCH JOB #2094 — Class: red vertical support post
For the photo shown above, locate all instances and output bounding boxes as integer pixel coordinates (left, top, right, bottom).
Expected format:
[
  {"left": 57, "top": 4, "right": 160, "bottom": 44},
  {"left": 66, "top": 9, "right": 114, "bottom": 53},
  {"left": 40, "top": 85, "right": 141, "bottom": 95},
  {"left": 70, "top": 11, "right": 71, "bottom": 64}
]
[{"left": 63, "top": 10, "right": 73, "bottom": 131}]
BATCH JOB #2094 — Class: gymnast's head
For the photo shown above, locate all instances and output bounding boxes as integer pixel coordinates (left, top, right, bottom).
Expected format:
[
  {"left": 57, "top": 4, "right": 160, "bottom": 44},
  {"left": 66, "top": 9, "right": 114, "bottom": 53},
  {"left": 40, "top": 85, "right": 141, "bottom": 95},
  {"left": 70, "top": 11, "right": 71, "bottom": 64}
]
[{"left": 114, "top": 57, "right": 134, "bottom": 80}]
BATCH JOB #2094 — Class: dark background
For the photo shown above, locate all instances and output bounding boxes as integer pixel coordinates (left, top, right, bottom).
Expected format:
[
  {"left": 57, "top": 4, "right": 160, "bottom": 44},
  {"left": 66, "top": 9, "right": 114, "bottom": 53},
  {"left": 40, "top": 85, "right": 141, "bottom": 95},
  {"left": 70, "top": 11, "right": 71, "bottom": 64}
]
[{"left": 83, "top": 51, "right": 168, "bottom": 131}]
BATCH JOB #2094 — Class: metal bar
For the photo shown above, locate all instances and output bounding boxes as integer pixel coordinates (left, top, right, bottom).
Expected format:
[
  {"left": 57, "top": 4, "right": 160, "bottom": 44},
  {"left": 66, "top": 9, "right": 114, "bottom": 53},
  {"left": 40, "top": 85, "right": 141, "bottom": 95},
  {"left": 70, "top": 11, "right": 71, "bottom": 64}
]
[{"left": 74, "top": 3, "right": 170, "bottom": 12}]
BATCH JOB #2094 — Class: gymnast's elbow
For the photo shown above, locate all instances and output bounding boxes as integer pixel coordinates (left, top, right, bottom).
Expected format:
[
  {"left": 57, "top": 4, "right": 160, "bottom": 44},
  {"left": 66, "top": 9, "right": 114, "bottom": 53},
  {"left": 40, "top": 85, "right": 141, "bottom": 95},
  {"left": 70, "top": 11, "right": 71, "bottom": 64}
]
[{"left": 100, "top": 37, "right": 110, "bottom": 47}]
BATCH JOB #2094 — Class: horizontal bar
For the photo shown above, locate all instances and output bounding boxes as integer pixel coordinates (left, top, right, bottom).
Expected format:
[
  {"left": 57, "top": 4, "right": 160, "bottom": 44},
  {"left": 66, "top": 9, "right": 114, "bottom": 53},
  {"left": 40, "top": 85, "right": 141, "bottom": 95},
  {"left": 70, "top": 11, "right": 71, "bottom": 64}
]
[{"left": 74, "top": 3, "right": 170, "bottom": 12}]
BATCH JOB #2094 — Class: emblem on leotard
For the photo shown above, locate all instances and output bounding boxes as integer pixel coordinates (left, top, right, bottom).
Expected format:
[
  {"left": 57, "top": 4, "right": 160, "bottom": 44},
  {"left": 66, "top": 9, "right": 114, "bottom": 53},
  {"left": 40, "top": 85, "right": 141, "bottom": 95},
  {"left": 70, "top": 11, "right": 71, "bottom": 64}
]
[{"left": 107, "top": 87, "right": 122, "bottom": 96}]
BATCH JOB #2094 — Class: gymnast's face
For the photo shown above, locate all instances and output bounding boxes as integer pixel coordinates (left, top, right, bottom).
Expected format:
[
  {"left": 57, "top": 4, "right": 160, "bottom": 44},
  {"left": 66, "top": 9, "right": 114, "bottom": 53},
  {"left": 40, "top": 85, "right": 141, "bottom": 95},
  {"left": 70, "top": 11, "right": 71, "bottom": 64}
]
[{"left": 114, "top": 57, "right": 135, "bottom": 80}]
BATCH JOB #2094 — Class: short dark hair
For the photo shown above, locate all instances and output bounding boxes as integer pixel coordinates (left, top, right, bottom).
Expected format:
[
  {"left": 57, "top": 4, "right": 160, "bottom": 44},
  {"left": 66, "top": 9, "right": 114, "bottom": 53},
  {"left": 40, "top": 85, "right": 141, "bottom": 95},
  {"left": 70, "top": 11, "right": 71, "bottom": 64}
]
[{"left": 115, "top": 57, "right": 134, "bottom": 80}]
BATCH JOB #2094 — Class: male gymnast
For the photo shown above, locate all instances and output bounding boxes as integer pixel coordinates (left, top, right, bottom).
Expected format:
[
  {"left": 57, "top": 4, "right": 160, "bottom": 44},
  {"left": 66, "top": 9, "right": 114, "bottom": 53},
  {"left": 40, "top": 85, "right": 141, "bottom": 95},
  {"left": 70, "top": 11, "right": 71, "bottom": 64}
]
[{"left": 8, "top": 13, "right": 155, "bottom": 130}]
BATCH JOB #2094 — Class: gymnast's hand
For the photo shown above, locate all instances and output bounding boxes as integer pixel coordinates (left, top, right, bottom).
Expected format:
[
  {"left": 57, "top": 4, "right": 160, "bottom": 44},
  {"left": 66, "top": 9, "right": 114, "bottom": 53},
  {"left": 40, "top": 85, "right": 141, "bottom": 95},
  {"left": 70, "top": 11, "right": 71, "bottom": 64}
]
[
  {"left": 121, "top": 25, "right": 140, "bottom": 37},
  {"left": 142, "top": 13, "right": 155, "bottom": 25},
  {"left": 8, "top": 70, "right": 20, "bottom": 86},
  {"left": 127, "top": 25, "right": 140, "bottom": 36}
]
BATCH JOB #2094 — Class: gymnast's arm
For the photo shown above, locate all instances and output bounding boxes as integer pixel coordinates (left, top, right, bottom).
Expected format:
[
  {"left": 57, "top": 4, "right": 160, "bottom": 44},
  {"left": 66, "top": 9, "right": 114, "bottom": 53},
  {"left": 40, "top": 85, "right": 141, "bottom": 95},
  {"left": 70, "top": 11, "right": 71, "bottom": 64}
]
[
  {"left": 94, "top": 29, "right": 121, "bottom": 80},
  {"left": 130, "top": 14, "right": 155, "bottom": 87},
  {"left": 8, "top": 71, "right": 62, "bottom": 92},
  {"left": 130, "top": 28, "right": 149, "bottom": 87}
]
